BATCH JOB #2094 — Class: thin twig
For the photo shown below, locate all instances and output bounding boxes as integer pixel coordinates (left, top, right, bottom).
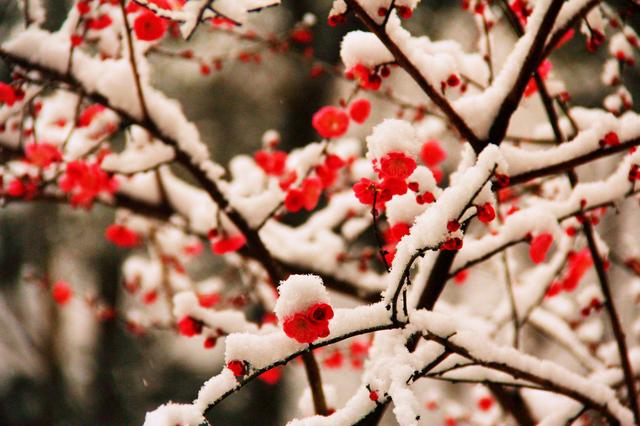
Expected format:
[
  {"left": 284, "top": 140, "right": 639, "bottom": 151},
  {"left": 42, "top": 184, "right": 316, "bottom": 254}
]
[
  {"left": 119, "top": 0, "right": 150, "bottom": 120},
  {"left": 371, "top": 190, "right": 390, "bottom": 272},
  {"left": 502, "top": 251, "right": 520, "bottom": 348}
]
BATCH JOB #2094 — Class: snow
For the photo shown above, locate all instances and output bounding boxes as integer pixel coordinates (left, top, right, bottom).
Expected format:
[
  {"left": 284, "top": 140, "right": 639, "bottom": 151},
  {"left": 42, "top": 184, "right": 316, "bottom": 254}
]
[
  {"left": 298, "top": 384, "right": 338, "bottom": 417},
  {"left": 193, "top": 368, "right": 239, "bottom": 412},
  {"left": 288, "top": 387, "right": 375, "bottom": 426},
  {"left": 384, "top": 145, "right": 504, "bottom": 309},
  {"left": 366, "top": 119, "right": 421, "bottom": 160},
  {"left": 1, "top": 28, "right": 212, "bottom": 164},
  {"left": 454, "top": 0, "right": 554, "bottom": 138},
  {"left": 529, "top": 308, "right": 604, "bottom": 371},
  {"left": 452, "top": 207, "right": 561, "bottom": 272},
  {"left": 174, "top": 291, "right": 258, "bottom": 334},
  {"left": 134, "top": 0, "right": 281, "bottom": 38},
  {"left": 143, "top": 403, "right": 204, "bottom": 426},
  {"left": 7, "top": 2, "right": 640, "bottom": 425},
  {"left": 602, "top": 59, "right": 620, "bottom": 86},
  {"left": 421, "top": 314, "right": 633, "bottom": 424},
  {"left": 341, "top": 31, "right": 393, "bottom": 69},
  {"left": 101, "top": 128, "right": 175, "bottom": 174},
  {"left": 274, "top": 275, "right": 330, "bottom": 322},
  {"left": 385, "top": 193, "right": 428, "bottom": 226},
  {"left": 501, "top": 110, "right": 640, "bottom": 176}
]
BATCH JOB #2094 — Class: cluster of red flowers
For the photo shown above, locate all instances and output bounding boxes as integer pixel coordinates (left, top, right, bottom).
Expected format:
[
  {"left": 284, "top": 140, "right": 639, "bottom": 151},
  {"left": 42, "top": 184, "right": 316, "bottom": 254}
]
[
  {"left": 285, "top": 155, "right": 347, "bottom": 213},
  {"left": 282, "top": 302, "right": 334, "bottom": 343},
  {"left": 254, "top": 149, "right": 299, "bottom": 194},
  {"left": 314, "top": 153, "right": 347, "bottom": 188},
  {"left": 207, "top": 229, "right": 247, "bottom": 255},
  {"left": 73, "top": 1, "right": 109, "bottom": 45},
  {"left": 59, "top": 160, "right": 118, "bottom": 208},
  {"left": 345, "top": 64, "right": 392, "bottom": 91},
  {"left": 547, "top": 248, "right": 594, "bottom": 297},
  {"left": 253, "top": 136, "right": 351, "bottom": 215},
  {"left": 311, "top": 99, "right": 371, "bottom": 139},
  {"left": 5, "top": 176, "right": 39, "bottom": 200},
  {"left": 353, "top": 151, "right": 417, "bottom": 211},
  {"left": 177, "top": 314, "right": 218, "bottom": 348},
  {"left": 105, "top": 224, "right": 140, "bottom": 248},
  {"left": 174, "top": 296, "right": 224, "bottom": 347},
  {"left": 77, "top": 1, "right": 171, "bottom": 41},
  {"left": 284, "top": 177, "right": 322, "bottom": 213},
  {"left": 24, "top": 142, "right": 62, "bottom": 168},
  {"left": 323, "top": 339, "right": 371, "bottom": 369},
  {"left": 254, "top": 150, "right": 287, "bottom": 176}
]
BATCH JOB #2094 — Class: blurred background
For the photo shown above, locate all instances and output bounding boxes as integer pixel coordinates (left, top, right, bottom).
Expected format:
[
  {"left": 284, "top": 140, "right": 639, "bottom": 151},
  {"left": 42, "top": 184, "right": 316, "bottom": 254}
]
[{"left": 0, "top": 0, "right": 638, "bottom": 425}]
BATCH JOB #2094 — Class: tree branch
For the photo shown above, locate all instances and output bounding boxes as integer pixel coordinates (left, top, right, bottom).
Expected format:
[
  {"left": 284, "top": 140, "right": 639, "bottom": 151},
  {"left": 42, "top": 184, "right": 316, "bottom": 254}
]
[
  {"left": 343, "top": 0, "right": 484, "bottom": 153},
  {"left": 505, "top": 137, "right": 640, "bottom": 187},
  {"left": 425, "top": 333, "right": 623, "bottom": 425},
  {"left": 488, "top": 0, "right": 566, "bottom": 145},
  {"left": 119, "top": 0, "right": 150, "bottom": 120}
]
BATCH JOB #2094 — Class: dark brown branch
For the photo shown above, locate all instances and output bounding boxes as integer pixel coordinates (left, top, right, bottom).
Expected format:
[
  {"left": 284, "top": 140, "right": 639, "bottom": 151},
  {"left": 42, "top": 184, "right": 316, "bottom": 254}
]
[
  {"left": 450, "top": 188, "right": 640, "bottom": 278},
  {"left": 356, "top": 349, "right": 452, "bottom": 426},
  {"left": 0, "top": 48, "right": 336, "bottom": 417},
  {"left": 488, "top": 0, "right": 565, "bottom": 145},
  {"left": 202, "top": 323, "right": 397, "bottom": 417},
  {"left": 541, "top": 0, "right": 601, "bottom": 59},
  {"left": 416, "top": 249, "right": 457, "bottom": 310},
  {"left": 0, "top": 47, "right": 283, "bottom": 286},
  {"left": 500, "top": 5, "right": 640, "bottom": 421},
  {"left": 371, "top": 191, "right": 391, "bottom": 272},
  {"left": 425, "top": 333, "right": 622, "bottom": 425},
  {"left": 501, "top": 251, "right": 520, "bottom": 349},
  {"left": 302, "top": 352, "right": 329, "bottom": 415},
  {"left": 505, "top": 137, "right": 640, "bottom": 187},
  {"left": 583, "top": 222, "right": 640, "bottom": 424},
  {"left": 343, "top": 0, "right": 484, "bottom": 153},
  {"left": 119, "top": 0, "right": 150, "bottom": 120},
  {"left": 488, "top": 383, "right": 535, "bottom": 426},
  {"left": 390, "top": 168, "right": 494, "bottom": 323},
  {"left": 7, "top": 189, "right": 380, "bottom": 303},
  {"left": 414, "top": 166, "right": 495, "bottom": 311},
  {"left": 22, "top": 0, "right": 32, "bottom": 27}
]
